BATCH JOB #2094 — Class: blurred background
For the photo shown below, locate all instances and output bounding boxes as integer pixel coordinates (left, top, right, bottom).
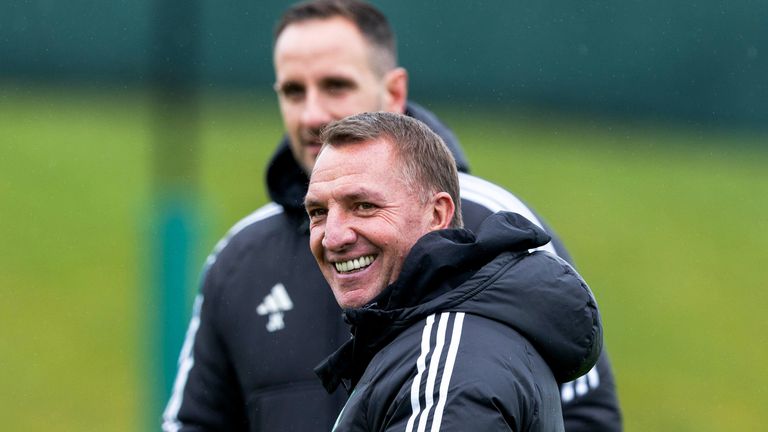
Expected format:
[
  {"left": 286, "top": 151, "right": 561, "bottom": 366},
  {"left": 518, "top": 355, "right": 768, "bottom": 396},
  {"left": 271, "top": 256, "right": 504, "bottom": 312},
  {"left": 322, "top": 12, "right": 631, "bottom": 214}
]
[{"left": 1, "top": 0, "right": 766, "bottom": 430}]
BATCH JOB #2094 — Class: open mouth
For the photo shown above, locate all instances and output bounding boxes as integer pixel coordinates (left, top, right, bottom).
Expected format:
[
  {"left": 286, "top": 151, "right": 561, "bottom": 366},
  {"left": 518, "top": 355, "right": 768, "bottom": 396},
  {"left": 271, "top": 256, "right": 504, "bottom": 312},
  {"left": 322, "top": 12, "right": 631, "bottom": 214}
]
[{"left": 334, "top": 255, "right": 376, "bottom": 274}]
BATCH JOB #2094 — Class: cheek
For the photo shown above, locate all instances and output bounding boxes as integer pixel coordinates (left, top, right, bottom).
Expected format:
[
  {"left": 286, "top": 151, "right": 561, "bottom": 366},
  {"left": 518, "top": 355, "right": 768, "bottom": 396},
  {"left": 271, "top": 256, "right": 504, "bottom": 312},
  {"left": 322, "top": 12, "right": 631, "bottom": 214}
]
[
  {"left": 309, "top": 229, "right": 324, "bottom": 260},
  {"left": 279, "top": 104, "right": 300, "bottom": 129},
  {"left": 392, "top": 226, "right": 428, "bottom": 259},
  {"left": 331, "top": 93, "right": 379, "bottom": 119},
  {"left": 328, "top": 102, "right": 361, "bottom": 122}
]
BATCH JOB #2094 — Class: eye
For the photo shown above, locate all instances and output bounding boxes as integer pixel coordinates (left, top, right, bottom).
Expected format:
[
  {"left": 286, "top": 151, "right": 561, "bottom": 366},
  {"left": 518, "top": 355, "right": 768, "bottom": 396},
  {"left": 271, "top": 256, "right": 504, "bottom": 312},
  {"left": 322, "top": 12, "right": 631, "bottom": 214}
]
[
  {"left": 322, "top": 78, "right": 355, "bottom": 96},
  {"left": 277, "top": 82, "right": 306, "bottom": 102},
  {"left": 307, "top": 207, "right": 327, "bottom": 219},
  {"left": 355, "top": 202, "right": 376, "bottom": 212}
]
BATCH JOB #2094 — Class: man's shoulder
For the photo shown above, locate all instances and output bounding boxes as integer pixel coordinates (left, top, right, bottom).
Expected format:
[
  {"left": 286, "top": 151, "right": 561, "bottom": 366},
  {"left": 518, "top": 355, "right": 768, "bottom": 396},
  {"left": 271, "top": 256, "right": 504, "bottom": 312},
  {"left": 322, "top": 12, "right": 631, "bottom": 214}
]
[
  {"left": 203, "top": 202, "right": 287, "bottom": 270},
  {"left": 384, "top": 312, "right": 536, "bottom": 374},
  {"left": 386, "top": 313, "right": 554, "bottom": 416},
  {"left": 449, "top": 313, "right": 556, "bottom": 396},
  {"left": 458, "top": 172, "right": 548, "bottom": 232},
  {"left": 459, "top": 173, "right": 570, "bottom": 261},
  {"left": 459, "top": 173, "right": 539, "bottom": 223}
]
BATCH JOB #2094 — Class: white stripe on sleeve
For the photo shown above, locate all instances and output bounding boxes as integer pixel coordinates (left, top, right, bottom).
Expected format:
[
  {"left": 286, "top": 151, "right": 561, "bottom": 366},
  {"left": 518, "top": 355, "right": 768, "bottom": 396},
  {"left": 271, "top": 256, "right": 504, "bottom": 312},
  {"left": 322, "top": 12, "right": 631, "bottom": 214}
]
[
  {"left": 405, "top": 313, "right": 467, "bottom": 432},
  {"left": 162, "top": 294, "right": 204, "bottom": 432},
  {"left": 405, "top": 314, "right": 437, "bottom": 432},
  {"left": 430, "top": 312, "right": 465, "bottom": 431},
  {"left": 416, "top": 312, "right": 451, "bottom": 432}
]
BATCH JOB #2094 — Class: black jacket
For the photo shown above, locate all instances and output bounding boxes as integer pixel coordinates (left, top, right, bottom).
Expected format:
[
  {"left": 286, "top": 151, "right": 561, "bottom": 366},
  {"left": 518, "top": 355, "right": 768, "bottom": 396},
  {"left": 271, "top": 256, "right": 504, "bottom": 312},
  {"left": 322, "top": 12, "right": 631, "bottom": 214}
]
[
  {"left": 317, "top": 212, "right": 601, "bottom": 431},
  {"left": 163, "top": 102, "right": 621, "bottom": 431}
]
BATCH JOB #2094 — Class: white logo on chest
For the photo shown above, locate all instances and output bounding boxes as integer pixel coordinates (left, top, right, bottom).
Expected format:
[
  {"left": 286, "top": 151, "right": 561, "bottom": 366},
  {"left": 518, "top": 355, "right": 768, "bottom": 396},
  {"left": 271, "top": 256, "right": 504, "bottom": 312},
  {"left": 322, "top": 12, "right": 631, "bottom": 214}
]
[{"left": 256, "top": 283, "right": 294, "bottom": 332}]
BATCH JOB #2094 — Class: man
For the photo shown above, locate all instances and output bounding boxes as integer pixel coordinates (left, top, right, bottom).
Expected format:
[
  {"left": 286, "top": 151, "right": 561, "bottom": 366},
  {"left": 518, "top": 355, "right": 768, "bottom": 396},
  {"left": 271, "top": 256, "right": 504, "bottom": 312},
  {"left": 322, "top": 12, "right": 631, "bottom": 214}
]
[
  {"left": 306, "top": 112, "right": 602, "bottom": 431},
  {"left": 163, "top": 1, "right": 621, "bottom": 431}
]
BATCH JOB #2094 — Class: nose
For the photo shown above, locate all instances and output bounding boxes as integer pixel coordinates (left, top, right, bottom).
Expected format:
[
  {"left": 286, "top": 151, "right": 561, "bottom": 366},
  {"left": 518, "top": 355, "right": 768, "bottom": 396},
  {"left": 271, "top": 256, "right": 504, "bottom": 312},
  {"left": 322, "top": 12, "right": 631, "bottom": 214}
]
[
  {"left": 301, "top": 88, "right": 333, "bottom": 129},
  {"left": 322, "top": 208, "right": 357, "bottom": 252}
]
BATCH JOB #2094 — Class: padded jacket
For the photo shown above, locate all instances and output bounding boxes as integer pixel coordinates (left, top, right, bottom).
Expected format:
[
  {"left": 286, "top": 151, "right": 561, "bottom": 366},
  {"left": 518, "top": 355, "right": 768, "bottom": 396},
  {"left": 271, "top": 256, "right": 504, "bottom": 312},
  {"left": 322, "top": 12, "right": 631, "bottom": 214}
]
[{"left": 317, "top": 212, "right": 602, "bottom": 431}]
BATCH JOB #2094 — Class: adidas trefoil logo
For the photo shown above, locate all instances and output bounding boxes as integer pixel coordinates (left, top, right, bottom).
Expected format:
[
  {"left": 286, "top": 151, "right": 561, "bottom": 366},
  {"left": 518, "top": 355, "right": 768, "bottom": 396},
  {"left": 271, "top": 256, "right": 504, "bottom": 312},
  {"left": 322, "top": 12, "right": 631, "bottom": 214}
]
[{"left": 256, "top": 283, "right": 294, "bottom": 332}]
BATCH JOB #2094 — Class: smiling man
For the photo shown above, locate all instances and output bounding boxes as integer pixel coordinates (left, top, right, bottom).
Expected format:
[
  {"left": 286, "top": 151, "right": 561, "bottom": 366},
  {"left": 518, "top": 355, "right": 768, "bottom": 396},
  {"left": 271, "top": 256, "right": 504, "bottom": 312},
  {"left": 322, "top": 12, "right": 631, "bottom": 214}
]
[
  {"left": 305, "top": 115, "right": 460, "bottom": 310},
  {"left": 307, "top": 112, "right": 603, "bottom": 431}
]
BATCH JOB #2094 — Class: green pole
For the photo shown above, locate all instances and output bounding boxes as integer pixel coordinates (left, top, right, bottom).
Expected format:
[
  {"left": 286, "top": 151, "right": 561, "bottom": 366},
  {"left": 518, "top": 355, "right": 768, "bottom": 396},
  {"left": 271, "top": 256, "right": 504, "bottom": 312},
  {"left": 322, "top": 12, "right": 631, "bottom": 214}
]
[{"left": 149, "top": 0, "right": 201, "bottom": 428}]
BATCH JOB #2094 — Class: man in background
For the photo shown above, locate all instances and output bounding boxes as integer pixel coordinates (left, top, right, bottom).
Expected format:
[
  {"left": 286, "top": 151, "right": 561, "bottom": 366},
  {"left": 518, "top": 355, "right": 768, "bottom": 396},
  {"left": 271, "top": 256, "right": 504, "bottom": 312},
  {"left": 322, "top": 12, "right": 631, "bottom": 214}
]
[{"left": 163, "top": 1, "right": 621, "bottom": 430}]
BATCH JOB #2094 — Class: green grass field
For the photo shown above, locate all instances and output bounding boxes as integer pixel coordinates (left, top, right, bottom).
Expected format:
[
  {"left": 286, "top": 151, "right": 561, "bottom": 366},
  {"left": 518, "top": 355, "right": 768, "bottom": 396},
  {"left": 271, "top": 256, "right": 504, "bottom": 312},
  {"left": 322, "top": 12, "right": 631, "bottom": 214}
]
[{"left": 1, "top": 83, "right": 766, "bottom": 431}]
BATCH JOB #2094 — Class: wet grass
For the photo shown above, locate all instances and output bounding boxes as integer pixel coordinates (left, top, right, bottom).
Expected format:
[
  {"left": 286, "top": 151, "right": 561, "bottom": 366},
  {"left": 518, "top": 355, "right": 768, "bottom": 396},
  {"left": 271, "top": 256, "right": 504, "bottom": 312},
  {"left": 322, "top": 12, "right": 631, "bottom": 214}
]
[{"left": 1, "top": 83, "right": 766, "bottom": 431}]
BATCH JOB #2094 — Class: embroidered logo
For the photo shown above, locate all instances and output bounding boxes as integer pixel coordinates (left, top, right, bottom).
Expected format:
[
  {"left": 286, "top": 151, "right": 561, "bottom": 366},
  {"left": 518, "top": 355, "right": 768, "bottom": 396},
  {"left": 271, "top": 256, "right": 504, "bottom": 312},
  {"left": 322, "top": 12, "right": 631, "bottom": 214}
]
[{"left": 256, "top": 283, "right": 294, "bottom": 332}]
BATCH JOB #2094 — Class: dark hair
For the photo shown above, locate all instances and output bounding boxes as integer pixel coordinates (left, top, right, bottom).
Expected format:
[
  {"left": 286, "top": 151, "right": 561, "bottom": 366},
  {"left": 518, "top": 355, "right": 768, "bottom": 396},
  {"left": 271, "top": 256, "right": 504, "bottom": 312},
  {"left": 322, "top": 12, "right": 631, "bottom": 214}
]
[
  {"left": 320, "top": 112, "right": 463, "bottom": 228},
  {"left": 274, "top": 0, "right": 397, "bottom": 76}
]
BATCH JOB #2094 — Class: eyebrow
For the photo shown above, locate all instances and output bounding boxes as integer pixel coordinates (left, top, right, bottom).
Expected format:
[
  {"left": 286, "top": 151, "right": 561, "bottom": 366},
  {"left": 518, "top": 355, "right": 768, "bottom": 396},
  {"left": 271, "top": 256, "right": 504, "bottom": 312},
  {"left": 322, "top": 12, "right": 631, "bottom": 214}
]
[
  {"left": 319, "top": 76, "right": 356, "bottom": 87},
  {"left": 303, "top": 195, "right": 321, "bottom": 209},
  {"left": 303, "top": 186, "right": 387, "bottom": 209},
  {"left": 345, "top": 191, "right": 380, "bottom": 203},
  {"left": 340, "top": 185, "right": 387, "bottom": 203}
]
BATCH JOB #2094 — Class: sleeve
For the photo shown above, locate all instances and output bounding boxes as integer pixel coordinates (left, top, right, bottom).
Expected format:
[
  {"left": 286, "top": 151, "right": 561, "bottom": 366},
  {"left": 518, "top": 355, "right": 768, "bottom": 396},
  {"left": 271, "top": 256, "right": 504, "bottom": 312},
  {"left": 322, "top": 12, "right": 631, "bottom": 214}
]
[
  {"left": 536, "top": 219, "right": 623, "bottom": 431},
  {"left": 161, "top": 261, "right": 248, "bottom": 432},
  {"left": 546, "top": 227, "right": 623, "bottom": 431},
  {"left": 560, "top": 349, "right": 623, "bottom": 432}
]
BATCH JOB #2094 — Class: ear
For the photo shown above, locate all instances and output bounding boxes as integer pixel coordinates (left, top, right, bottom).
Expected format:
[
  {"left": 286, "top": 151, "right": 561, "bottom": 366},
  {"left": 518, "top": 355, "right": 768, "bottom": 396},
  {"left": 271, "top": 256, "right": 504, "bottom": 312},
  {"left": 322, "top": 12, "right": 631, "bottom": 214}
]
[
  {"left": 383, "top": 67, "right": 408, "bottom": 113},
  {"left": 429, "top": 192, "right": 455, "bottom": 231}
]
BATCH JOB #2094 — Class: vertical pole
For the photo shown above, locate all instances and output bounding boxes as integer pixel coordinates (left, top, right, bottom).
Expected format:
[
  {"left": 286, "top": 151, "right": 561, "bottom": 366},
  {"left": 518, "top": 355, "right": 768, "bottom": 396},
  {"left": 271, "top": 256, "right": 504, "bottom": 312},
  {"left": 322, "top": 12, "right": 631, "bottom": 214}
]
[{"left": 149, "top": 0, "right": 200, "bottom": 427}]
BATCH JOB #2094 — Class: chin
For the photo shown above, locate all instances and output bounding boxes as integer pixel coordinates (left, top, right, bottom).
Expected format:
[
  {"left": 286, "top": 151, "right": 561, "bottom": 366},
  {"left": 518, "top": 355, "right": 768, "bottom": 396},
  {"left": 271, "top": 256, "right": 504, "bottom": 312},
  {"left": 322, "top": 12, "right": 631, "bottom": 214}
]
[
  {"left": 339, "top": 298, "right": 363, "bottom": 309},
  {"left": 337, "top": 293, "right": 370, "bottom": 310}
]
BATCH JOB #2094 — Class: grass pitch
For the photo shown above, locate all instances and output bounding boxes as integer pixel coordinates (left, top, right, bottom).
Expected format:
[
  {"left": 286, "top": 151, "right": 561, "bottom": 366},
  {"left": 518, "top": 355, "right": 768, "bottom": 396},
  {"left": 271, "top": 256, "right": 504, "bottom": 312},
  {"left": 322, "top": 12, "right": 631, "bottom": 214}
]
[{"left": 1, "top": 83, "right": 766, "bottom": 431}]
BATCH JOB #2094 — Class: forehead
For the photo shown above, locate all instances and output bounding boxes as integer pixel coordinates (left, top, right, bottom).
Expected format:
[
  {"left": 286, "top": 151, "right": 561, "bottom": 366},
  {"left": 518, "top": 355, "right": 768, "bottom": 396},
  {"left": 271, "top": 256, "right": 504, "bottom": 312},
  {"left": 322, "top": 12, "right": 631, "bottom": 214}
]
[
  {"left": 274, "top": 17, "right": 372, "bottom": 76},
  {"left": 308, "top": 140, "right": 401, "bottom": 194}
]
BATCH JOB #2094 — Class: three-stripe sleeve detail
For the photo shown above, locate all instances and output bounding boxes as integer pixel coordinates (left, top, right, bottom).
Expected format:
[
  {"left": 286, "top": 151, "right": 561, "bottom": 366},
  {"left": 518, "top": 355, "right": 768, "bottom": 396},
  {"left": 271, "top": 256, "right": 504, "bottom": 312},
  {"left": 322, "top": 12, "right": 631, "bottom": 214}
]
[
  {"left": 405, "top": 312, "right": 466, "bottom": 432},
  {"left": 560, "top": 365, "right": 601, "bottom": 403},
  {"left": 430, "top": 313, "right": 465, "bottom": 431},
  {"left": 405, "top": 315, "right": 436, "bottom": 432}
]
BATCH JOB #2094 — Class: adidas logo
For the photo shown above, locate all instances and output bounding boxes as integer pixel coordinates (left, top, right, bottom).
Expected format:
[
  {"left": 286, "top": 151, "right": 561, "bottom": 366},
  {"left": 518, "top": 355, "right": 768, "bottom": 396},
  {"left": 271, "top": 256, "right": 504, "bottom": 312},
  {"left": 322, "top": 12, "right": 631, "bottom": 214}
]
[{"left": 256, "top": 283, "right": 294, "bottom": 332}]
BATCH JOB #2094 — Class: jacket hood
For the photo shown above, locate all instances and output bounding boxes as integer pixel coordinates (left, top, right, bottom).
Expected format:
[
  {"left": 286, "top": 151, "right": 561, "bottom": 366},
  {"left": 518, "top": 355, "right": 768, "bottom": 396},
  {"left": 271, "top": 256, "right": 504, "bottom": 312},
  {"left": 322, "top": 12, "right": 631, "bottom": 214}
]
[
  {"left": 265, "top": 102, "right": 471, "bottom": 213},
  {"left": 316, "top": 212, "right": 602, "bottom": 393}
]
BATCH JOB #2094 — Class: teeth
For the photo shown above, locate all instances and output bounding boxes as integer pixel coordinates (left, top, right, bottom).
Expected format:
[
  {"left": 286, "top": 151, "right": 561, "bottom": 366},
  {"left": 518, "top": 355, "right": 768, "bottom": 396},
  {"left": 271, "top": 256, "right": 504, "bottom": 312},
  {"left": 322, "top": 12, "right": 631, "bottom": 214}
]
[{"left": 335, "top": 255, "right": 374, "bottom": 273}]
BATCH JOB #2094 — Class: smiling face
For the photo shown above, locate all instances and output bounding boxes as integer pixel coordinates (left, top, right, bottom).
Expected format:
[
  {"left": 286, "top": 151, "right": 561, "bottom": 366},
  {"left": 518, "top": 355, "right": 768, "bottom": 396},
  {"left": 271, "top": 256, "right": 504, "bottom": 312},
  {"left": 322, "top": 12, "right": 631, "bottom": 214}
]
[
  {"left": 273, "top": 17, "right": 407, "bottom": 174},
  {"left": 305, "top": 138, "right": 446, "bottom": 309}
]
